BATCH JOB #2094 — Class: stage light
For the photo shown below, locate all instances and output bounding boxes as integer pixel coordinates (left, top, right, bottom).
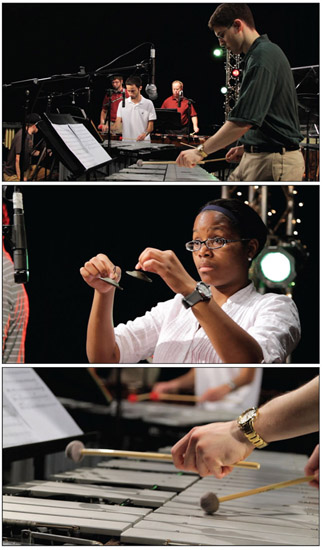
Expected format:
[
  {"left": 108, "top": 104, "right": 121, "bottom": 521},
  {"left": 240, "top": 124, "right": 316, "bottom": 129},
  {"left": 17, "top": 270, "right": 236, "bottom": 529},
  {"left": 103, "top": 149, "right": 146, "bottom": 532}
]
[
  {"left": 232, "top": 68, "right": 241, "bottom": 77},
  {"left": 252, "top": 245, "right": 296, "bottom": 289},
  {"left": 213, "top": 48, "right": 224, "bottom": 57},
  {"left": 220, "top": 86, "right": 228, "bottom": 94}
]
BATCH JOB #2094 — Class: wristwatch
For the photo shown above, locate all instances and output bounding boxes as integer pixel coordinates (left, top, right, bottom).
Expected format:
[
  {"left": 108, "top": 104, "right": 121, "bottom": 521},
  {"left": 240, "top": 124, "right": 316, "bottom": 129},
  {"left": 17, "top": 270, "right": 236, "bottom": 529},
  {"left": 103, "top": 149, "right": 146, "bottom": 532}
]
[
  {"left": 237, "top": 407, "right": 268, "bottom": 449},
  {"left": 196, "top": 144, "right": 208, "bottom": 158},
  {"left": 182, "top": 281, "right": 212, "bottom": 309}
]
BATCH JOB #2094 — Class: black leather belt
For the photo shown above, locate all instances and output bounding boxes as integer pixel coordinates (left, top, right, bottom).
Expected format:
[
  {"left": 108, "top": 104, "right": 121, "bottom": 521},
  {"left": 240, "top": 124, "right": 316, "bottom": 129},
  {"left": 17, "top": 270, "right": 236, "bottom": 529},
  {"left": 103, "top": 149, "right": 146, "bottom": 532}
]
[{"left": 244, "top": 144, "right": 300, "bottom": 154}]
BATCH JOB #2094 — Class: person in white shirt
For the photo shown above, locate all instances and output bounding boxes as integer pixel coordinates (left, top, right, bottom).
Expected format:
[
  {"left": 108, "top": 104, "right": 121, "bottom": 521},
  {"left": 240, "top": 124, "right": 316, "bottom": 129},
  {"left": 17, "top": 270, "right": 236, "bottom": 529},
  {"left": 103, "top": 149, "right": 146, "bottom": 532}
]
[
  {"left": 152, "top": 367, "right": 263, "bottom": 411},
  {"left": 80, "top": 198, "right": 300, "bottom": 364},
  {"left": 114, "top": 75, "right": 156, "bottom": 141}
]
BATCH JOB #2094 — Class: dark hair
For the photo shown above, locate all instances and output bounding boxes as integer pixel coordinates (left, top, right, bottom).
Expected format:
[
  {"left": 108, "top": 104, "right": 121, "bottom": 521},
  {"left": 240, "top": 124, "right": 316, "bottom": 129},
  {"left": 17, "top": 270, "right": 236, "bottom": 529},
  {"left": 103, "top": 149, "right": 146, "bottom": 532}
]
[
  {"left": 199, "top": 198, "right": 268, "bottom": 257},
  {"left": 208, "top": 3, "right": 255, "bottom": 30},
  {"left": 26, "top": 113, "right": 41, "bottom": 126},
  {"left": 111, "top": 76, "right": 123, "bottom": 82},
  {"left": 126, "top": 76, "right": 142, "bottom": 88}
]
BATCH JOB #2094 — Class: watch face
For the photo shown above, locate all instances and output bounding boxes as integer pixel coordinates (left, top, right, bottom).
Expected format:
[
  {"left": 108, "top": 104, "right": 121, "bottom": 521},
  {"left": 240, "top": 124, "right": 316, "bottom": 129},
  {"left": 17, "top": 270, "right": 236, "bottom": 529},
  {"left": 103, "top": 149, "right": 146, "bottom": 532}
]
[
  {"left": 197, "top": 282, "right": 212, "bottom": 299},
  {"left": 240, "top": 407, "right": 257, "bottom": 423}
]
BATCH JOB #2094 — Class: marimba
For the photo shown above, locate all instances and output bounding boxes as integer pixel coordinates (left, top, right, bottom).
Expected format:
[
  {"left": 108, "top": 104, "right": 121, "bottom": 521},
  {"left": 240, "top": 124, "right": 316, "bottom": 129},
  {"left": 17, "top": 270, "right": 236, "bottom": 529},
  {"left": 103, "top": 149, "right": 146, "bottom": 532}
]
[
  {"left": 104, "top": 162, "right": 219, "bottom": 181},
  {"left": 3, "top": 449, "right": 319, "bottom": 545}
]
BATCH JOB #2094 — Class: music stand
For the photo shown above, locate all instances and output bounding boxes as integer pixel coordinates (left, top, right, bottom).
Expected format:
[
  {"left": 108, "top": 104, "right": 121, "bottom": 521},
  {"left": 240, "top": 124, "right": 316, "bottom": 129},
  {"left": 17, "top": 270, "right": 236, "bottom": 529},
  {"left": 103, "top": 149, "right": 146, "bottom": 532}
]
[
  {"left": 154, "top": 108, "right": 182, "bottom": 133},
  {"left": 37, "top": 113, "right": 112, "bottom": 179}
]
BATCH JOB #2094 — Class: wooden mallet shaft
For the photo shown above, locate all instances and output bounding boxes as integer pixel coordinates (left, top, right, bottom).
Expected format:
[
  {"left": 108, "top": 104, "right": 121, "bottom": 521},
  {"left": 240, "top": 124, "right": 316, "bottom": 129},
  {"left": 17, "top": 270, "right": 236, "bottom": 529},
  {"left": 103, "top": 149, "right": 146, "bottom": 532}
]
[
  {"left": 219, "top": 475, "right": 316, "bottom": 503},
  {"left": 136, "top": 159, "right": 225, "bottom": 166},
  {"left": 201, "top": 475, "right": 315, "bottom": 514},
  {"left": 128, "top": 391, "right": 199, "bottom": 403},
  {"left": 65, "top": 440, "right": 260, "bottom": 469}
]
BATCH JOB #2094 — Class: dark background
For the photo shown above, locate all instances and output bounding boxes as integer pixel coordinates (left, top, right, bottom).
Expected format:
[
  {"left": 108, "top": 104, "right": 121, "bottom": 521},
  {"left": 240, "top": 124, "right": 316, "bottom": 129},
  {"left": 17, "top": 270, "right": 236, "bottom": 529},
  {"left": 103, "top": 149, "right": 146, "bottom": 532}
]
[
  {"left": 2, "top": 3, "right": 319, "bottom": 133},
  {"left": 3, "top": 184, "right": 319, "bottom": 364}
]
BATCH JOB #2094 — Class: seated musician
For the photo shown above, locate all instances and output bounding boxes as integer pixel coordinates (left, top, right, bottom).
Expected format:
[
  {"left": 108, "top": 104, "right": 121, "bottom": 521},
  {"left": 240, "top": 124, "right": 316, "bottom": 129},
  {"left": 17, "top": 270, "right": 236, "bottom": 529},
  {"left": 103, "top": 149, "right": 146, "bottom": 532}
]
[
  {"left": 98, "top": 75, "right": 129, "bottom": 134},
  {"left": 152, "top": 367, "right": 262, "bottom": 411},
  {"left": 161, "top": 80, "right": 199, "bottom": 135},
  {"left": 177, "top": 4, "right": 305, "bottom": 181},
  {"left": 80, "top": 198, "right": 300, "bottom": 364},
  {"left": 171, "top": 375, "right": 319, "bottom": 488},
  {"left": 3, "top": 113, "right": 45, "bottom": 181},
  {"left": 112, "top": 76, "right": 156, "bottom": 141}
]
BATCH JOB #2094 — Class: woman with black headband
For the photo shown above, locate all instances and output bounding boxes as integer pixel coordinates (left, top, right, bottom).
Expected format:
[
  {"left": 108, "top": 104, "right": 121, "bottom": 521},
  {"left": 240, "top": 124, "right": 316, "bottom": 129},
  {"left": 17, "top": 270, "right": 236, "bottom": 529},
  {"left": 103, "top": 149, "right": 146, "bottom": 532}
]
[{"left": 80, "top": 198, "right": 300, "bottom": 363}]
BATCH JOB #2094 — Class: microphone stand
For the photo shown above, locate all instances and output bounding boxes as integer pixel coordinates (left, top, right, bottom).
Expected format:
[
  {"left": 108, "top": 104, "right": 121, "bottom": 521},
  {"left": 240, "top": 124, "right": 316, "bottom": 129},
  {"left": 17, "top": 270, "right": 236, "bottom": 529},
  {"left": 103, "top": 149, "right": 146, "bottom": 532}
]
[{"left": 19, "top": 90, "right": 30, "bottom": 181}]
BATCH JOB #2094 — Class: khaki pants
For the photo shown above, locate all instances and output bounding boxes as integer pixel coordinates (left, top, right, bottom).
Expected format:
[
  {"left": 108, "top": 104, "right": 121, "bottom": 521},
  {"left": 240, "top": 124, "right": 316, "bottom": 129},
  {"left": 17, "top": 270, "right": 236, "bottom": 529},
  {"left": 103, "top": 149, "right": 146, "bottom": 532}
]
[
  {"left": 228, "top": 150, "right": 305, "bottom": 182},
  {"left": 3, "top": 165, "right": 47, "bottom": 182}
]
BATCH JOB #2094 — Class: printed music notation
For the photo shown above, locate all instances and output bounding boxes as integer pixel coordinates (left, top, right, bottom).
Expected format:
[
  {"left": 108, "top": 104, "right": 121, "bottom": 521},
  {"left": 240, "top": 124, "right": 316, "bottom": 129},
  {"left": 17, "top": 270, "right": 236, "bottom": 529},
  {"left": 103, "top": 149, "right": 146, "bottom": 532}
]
[
  {"left": 52, "top": 123, "right": 111, "bottom": 170},
  {"left": 3, "top": 367, "right": 83, "bottom": 448}
]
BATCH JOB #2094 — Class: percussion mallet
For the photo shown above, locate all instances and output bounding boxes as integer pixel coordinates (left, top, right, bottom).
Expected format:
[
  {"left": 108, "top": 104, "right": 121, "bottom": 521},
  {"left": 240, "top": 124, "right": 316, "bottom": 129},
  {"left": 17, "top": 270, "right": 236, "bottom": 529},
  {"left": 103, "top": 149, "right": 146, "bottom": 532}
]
[
  {"left": 128, "top": 391, "right": 200, "bottom": 403},
  {"left": 136, "top": 159, "right": 226, "bottom": 167},
  {"left": 65, "top": 440, "right": 260, "bottom": 470},
  {"left": 200, "top": 475, "right": 316, "bottom": 514}
]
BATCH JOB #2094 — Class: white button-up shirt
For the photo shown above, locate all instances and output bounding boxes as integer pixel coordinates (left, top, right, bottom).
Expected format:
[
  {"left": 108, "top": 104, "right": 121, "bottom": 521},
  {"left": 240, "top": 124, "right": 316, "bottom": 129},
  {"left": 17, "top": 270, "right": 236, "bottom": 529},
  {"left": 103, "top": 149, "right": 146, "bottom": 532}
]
[{"left": 115, "top": 282, "right": 301, "bottom": 363}]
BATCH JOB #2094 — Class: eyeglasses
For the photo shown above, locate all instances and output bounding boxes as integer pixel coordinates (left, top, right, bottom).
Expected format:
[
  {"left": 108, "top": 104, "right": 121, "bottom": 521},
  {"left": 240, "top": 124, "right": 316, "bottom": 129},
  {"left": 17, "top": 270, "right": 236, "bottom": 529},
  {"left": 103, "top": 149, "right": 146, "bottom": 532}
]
[
  {"left": 185, "top": 237, "right": 250, "bottom": 252},
  {"left": 215, "top": 22, "right": 234, "bottom": 40}
]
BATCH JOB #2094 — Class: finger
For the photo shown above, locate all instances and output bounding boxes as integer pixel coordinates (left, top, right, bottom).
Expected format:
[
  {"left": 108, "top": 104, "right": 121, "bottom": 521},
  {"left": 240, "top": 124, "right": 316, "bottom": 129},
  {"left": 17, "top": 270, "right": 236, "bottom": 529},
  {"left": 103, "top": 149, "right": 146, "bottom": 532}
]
[
  {"left": 171, "top": 431, "right": 193, "bottom": 470},
  {"left": 195, "top": 449, "right": 212, "bottom": 477}
]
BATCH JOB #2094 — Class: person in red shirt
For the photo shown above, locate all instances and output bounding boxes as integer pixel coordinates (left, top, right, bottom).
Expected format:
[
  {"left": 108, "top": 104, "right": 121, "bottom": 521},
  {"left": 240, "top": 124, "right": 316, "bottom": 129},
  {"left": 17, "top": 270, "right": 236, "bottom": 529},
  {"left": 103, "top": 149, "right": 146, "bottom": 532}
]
[
  {"left": 161, "top": 80, "right": 199, "bottom": 135},
  {"left": 99, "top": 76, "right": 129, "bottom": 134}
]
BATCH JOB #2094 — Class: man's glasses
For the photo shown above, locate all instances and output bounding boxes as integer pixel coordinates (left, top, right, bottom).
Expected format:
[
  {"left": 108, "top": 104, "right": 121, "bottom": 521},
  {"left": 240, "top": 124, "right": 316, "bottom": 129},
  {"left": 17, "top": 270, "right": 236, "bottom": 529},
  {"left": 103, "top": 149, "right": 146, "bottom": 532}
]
[
  {"left": 215, "top": 22, "right": 234, "bottom": 40},
  {"left": 185, "top": 237, "right": 250, "bottom": 252}
]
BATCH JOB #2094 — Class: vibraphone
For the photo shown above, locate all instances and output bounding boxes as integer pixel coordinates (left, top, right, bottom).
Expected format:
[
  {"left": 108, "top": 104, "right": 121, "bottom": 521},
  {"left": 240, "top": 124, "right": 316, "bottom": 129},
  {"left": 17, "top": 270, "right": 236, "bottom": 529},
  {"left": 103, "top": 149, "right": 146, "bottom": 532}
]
[
  {"left": 105, "top": 162, "right": 219, "bottom": 181},
  {"left": 3, "top": 449, "right": 319, "bottom": 545}
]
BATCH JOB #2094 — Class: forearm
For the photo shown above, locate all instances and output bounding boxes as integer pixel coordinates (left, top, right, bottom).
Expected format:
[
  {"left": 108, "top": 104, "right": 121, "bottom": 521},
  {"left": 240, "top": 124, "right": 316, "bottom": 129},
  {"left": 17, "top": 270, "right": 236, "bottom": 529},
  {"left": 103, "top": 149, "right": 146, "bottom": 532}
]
[
  {"left": 15, "top": 155, "right": 21, "bottom": 180},
  {"left": 146, "top": 120, "right": 154, "bottom": 135},
  {"left": 203, "top": 120, "right": 251, "bottom": 156},
  {"left": 191, "top": 300, "right": 263, "bottom": 363},
  {"left": 232, "top": 368, "right": 256, "bottom": 387},
  {"left": 86, "top": 290, "right": 120, "bottom": 363},
  {"left": 100, "top": 109, "right": 107, "bottom": 125},
  {"left": 168, "top": 368, "right": 196, "bottom": 391},
  {"left": 191, "top": 116, "right": 198, "bottom": 129},
  {"left": 255, "top": 377, "right": 319, "bottom": 443}
]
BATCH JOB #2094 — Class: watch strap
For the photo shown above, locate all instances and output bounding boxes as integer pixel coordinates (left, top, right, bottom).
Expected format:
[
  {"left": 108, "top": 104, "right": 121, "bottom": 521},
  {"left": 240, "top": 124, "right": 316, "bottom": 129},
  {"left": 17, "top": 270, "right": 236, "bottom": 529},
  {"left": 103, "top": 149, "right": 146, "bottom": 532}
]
[{"left": 238, "top": 408, "right": 268, "bottom": 449}]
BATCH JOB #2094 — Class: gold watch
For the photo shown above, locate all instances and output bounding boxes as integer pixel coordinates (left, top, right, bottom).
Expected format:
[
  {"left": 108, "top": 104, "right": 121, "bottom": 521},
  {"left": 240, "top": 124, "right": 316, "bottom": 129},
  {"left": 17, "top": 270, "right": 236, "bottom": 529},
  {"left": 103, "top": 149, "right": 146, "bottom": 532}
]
[
  {"left": 237, "top": 407, "right": 268, "bottom": 449},
  {"left": 196, "top": 144, "right": 208, "bottom": 158}
]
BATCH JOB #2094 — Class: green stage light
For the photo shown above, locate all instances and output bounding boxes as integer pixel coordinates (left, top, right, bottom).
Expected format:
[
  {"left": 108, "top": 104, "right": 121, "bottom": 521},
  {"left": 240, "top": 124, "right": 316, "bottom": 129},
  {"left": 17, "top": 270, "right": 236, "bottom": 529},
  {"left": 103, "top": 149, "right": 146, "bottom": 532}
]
[
  {"left": 260, "top": 252, "right": 292, "bottom": 282},
  {"left": 252, "top": 246, "right": 296, "bottom": 289},
  {"left": 213, "top": 48, "right": 224, "bottom": 57}
]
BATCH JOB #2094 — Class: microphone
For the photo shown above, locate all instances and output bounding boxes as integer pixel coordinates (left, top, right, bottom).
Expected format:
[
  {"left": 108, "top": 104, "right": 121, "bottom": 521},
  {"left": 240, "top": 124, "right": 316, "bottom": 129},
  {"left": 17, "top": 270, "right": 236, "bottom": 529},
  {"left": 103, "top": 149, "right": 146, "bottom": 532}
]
[
  {"left": 122, "top": 90, "right": 126, "bottom": 107},
  {"left": 178, "top": 90, "right": 183, "bottom": 108},
  {"left": 86, "top": 86, "right": 91, "bottom": 104},
  {"left": 12, "top": 187, "right": 29, "bottom": 284},
  {"left": 145, "top": 45, "right": 158, "bottom": 100}
]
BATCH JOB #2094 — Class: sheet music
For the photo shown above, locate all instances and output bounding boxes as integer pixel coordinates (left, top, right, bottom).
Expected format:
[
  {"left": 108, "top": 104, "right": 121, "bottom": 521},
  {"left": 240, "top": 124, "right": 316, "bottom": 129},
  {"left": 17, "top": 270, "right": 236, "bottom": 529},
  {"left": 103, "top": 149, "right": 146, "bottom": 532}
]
[
  {"left": 52, "top": 123, "right": 111, "bottom": 170},
  {"left": 3, "top": 368, "right": 83, "bottom": 448}
]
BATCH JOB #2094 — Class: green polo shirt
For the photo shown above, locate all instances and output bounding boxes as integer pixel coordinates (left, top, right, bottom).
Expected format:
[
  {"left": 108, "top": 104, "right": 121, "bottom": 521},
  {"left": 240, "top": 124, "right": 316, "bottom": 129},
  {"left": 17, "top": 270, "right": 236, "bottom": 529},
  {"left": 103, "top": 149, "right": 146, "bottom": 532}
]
[{"left": 228, "top": 35, "right": 303, "bottom": 147}]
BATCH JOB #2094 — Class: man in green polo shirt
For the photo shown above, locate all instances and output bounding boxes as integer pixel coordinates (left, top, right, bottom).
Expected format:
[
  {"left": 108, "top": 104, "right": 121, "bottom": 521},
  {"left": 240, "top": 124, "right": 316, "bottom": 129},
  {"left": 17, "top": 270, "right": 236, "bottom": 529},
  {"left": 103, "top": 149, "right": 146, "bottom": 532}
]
[{"left": 176, "top": 4, "right": 305, "bottom": 181}]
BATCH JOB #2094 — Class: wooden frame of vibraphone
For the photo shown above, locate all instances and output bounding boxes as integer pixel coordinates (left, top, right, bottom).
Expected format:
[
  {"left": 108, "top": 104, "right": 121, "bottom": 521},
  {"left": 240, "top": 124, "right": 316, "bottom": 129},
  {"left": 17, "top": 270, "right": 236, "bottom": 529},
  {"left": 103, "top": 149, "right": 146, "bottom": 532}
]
[{"left": 3, "top": 449, "right": 318, "bottom": 545}]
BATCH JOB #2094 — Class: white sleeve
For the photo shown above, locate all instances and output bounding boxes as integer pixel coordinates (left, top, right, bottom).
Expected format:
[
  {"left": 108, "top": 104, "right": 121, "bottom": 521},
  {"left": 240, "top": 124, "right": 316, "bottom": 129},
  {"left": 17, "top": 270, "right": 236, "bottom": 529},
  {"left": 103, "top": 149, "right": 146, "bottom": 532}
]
[
  {"left": 247, "top": 295, "right": 301, "bottom": 363},
  {"left": 148, "top": 101, "right": 157, "bottom": 121},
  {"left": 114, "top": 299, "right": 174, "bottom": 363}
]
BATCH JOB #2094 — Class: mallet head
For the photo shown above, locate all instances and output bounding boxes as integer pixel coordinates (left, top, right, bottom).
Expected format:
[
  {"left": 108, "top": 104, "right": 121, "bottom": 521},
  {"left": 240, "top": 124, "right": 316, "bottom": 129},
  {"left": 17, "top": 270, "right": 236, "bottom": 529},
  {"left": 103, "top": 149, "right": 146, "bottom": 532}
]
[
  {"left": 136, "top": 159, "right": 144, "bottom": 167},
  {"left": 200, "top": 491, "right": 220, "bottom": 514},
  {"left": 65, "top": 440, "right": 85, "bottom": 463}
]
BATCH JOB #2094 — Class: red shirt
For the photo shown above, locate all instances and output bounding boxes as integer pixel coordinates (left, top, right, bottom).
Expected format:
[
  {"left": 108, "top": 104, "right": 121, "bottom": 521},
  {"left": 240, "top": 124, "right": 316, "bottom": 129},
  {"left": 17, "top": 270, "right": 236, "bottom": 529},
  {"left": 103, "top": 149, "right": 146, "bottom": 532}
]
[
  {"left": 161, "top": 96, "right": 197, "bottom": 126},
  {"left": 102, "top": 89, "right": 129, "bottom": 122}
]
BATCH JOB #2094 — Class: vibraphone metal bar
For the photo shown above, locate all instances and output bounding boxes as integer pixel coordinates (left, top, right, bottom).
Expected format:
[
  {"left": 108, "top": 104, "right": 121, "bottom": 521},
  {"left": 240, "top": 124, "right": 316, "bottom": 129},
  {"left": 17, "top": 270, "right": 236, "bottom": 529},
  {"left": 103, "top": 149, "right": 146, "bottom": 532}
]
[
  {"left": 109, "top": 399, "right": 240, "bottom": 426},
  {"left": 105, "top": 162, "right": 219, "bottom": 181},
  {"left": 3, "top": 450, "right": 319, "bottom": 545}
]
